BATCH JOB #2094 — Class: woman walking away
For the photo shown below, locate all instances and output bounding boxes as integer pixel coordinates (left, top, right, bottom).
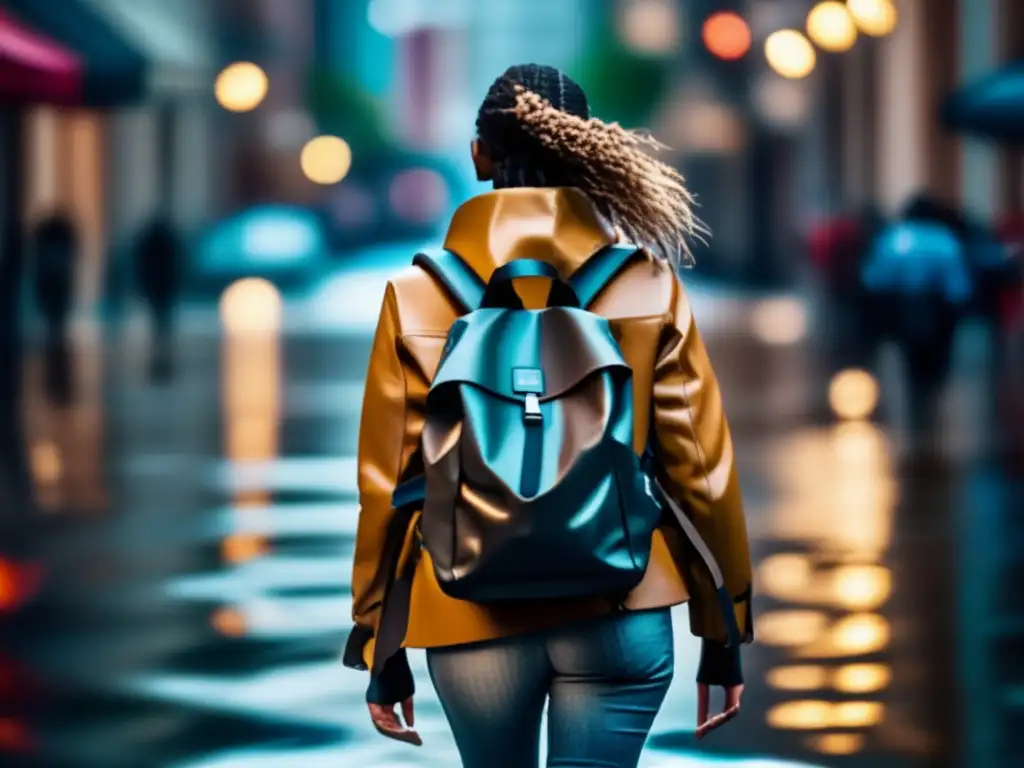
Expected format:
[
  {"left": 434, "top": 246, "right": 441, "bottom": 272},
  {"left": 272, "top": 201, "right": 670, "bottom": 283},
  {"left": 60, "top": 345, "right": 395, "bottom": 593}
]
[{"left": 344, "top": 64, "right": 754, "bottom": 768}]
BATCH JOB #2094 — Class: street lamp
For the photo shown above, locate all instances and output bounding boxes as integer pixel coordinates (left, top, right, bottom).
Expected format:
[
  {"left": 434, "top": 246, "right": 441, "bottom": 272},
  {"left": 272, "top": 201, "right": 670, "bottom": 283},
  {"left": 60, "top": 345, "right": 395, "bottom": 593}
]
[
  {"left": 765, "top": 30, "right": 817, "bottom": 80},
  {"left": 807, "top": 1, "right": 858, "bottom": 52},
  {"left": 702, "top": 12, "right": 752, "bottom": 61},
  {"left": 300, "top": 135, "right": 353, "bottom": 185},
  {"left": 214, "top": 62, "right": 268, "bottom": 113},
  {"left": 846, "top": 0, "right": 898, "bottom": 37}
]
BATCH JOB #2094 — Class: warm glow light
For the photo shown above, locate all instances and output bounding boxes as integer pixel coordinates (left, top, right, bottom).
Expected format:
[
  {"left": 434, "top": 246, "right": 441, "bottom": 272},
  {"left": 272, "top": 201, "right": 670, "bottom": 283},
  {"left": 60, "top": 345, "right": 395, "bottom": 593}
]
[
  {"left": 767, "top": 665, "right": 829, "bottom": 691},
  {"left": 0, "top": 561, "right": 41, "bottom": 613},
  {"left": 620, "top": 0, "right": 681, "bottom": 55},
  {"left": 753, "top": 75, "right": 811, "bottom": 129},
  {"left": 768, "top": 701, "right": 884, "bottom": 731},
  {"left": 806, "top": 1, "right": 858, "bottom": 52},
  {"left": 0, "top": 718, "right": 33, "bottom": 754},
  {"left": 834, "top": 663, "right": 892, "bottom": 693},
  {"left": 833, "top": 701, "right": 885, "bottom": 727},
  {"left": 810, "top": 733, "right": 865, "bottom": 755},
  {"left": 832, "top": 613, "right": 890, "bottom": 654},
  {"left": 757, "top": 610, "right": 829, "bottom": 647},
  {"left": 212, "top": 607, "right": 248, "bottom": 637},
  {"left": 219, "top": 278, "right": 283, "bottom": 335},
  {"left": 0, "top": 562, "right": 17, "bottom": 611},
  {"left": 767, "top": 700, "right": 832, "bottom": 730},
  {"left": 702, "top": 12, "right": 751, "bottom": 61},
  {"left": 758, "top": 554, "right": 813, "bottom": 600},
  {"left": 30, "top": 442, "right": 62, "bottom": 486},
  {"left": 829, "top": 368, "right": 879, "bottom": 420},
  {"left": 222, "top": 533, "right": 270, "bottom": 565},
  {"left": 847, "top": 0, "right": 898, "bottom": 37},
  {"left": 765, "top": 30, "right": 817, "bottom": 79},
  {"left": 301, "top": 135, "right": 353, "bottom": 185},
  {"left": 832, "top": 420, "right": 889, "bottom": 462},
  {"left": 832, "top": 565, "right": 892, "bottom": 610},
  {"left": 215, "top": 62, "right": 268, "bottom": 113},
  {"left": 750, "top": 298, "right": 807, "bottom": 345}
]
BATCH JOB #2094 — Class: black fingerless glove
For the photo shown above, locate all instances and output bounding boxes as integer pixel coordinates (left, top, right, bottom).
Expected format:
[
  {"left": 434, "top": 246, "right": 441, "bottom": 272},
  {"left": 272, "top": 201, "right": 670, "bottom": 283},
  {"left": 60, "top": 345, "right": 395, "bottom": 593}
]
[
  {"left": 366, "top": 648, "right": 415, "bottom": 705},
  {"left": 696, "top": 640, "right": 743, "bottom": 687}
]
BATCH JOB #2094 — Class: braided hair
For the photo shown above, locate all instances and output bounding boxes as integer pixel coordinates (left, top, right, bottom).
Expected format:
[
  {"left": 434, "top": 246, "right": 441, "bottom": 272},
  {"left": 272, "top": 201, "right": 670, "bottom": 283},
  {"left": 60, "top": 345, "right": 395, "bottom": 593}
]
[{"left": 475, "top": 64, "right": 704, "bottom": 267}]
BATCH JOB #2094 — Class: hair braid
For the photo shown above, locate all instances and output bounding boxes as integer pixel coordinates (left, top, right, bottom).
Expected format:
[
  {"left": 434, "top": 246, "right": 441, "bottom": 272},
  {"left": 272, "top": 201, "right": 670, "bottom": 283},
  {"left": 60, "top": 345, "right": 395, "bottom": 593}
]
[{"left": 507, "top": 84, "right": 704, "bottom": 267}]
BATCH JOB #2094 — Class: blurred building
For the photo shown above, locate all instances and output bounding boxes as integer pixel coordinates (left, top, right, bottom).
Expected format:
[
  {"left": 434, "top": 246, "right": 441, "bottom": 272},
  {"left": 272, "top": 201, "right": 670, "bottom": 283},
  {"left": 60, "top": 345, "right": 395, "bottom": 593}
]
[
  {"left": 667, "top": 0, "right": 1024, "bottom": 282},
  {"left": 7, "top": 0, "right": 220, "bottom": 311},
  {"left": 835, "top": 0, "right": 1023, "bottom": 221}
]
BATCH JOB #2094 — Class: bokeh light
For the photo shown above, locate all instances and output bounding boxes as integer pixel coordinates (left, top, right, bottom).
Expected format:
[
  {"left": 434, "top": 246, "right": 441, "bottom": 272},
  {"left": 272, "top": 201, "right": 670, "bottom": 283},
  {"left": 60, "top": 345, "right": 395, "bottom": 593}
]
[
  {"left": 300, "top": 135, "right": 353, "bottom": 185},
  {"left": 807, "top": 1, "right": 858, "bottom": 52},
  {"left": 833, "top": 564, "right": 892, "bottom": 609},
  {"left": 829, "top": 368, "right": 880, "bottom": 420},
  {"left": 847, "top": 0, "right": 899, "bottom": 37},
  {"left": 219, "top": 278, "right": 283, "bottom": 335},
  {"left": 834, "top": 663, "right": 892, "bottom": 693},
  {"left": 768, "top": 700, "right": 884, "bottom": 731},
  {"left": 389, "top": 168, "right": 449, "bottom": 223},
  {"left": 30, "top": 442, "right": 62, "bottom": 486},
  {"left": 211, "top": 607, "right": 248, "bottom": 637},
  {"left": 214, "top": 62, "right": 268, "bottom": 113},
  {"left": 758, "top": 553, "right": 813, "bottom": 600},
  {"left": 750, "top": 298, "right": 808, "bottom": 345},
  {"left": 753, "top": 75, "right": 811, "bottom": 130},
  {"left": 0, "top": 561, "right": 17, "bottom": 611},
  {"left": 809, "top": 733, "right": 866, "bottom": 755},
  {"left": 702, "top": 12, "right": 751, "bottom": 61},
  {"left": 767, "top": 700, "right": 832, "bottom": 730},
  {"left": 757, "top": 610, "right": 829, "bottom": 646},
  {"left": 766, "top": 665, "right": 829, "bottom": 691},
  {"left": 831, "top": 613, "right": 890, "bottom": 654},
  {"left": 620, "top": 0, "right": 681, "bottom": 55},
  {"left": 765, "top": 30, "right": 817, "bottom": 79}
]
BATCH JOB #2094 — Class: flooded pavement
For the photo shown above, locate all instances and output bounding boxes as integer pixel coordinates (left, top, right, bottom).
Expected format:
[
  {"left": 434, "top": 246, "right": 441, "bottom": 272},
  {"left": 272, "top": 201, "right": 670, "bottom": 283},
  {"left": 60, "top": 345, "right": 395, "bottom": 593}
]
[{"left": 1, "top": 260, "right": 1021, "bottom": 767}]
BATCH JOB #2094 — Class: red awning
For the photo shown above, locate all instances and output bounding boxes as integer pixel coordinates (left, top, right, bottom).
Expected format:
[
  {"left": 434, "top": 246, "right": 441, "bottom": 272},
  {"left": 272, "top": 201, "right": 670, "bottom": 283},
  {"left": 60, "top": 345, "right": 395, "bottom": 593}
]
[{"left": 0, "top": 9, "right": 81, "bottom": 105}]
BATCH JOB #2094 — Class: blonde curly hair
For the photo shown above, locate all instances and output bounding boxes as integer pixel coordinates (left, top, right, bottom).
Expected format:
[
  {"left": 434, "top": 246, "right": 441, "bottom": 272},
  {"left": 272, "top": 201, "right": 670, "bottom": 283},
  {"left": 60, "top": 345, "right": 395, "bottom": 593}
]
[{"left": 476, "top": 64, "right": 704, "bottom": 267}]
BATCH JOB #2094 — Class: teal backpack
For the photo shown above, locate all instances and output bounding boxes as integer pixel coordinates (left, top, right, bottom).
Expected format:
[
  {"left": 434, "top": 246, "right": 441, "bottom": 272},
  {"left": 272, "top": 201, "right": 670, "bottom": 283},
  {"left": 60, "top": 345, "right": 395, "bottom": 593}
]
[
  {"left": 364, "top": 243, "right": 743, "bottom": 673},
  {"left": 395, "top": 243, "right": 661, "bottom": 602}
]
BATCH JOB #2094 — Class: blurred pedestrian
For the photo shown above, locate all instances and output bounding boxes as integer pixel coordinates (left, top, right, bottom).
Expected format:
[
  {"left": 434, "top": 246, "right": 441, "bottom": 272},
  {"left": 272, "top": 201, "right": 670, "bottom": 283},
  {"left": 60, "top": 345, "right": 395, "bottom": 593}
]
[
  {"left": 861, "top": 194, "right": 973, "bottom": 443},
  {"left": 807, "top": 205, "right": 887, "bottom": 377},
  {"left": 31, "top": 213, "right": 77, "bottom": 405},
  {"left": 134, "top": 217, "right": 182, "bottom": 382}
]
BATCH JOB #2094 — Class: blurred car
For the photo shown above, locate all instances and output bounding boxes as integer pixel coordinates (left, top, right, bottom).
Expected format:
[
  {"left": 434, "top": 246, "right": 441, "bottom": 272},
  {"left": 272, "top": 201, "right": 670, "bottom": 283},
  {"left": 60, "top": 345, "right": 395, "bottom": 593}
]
[
  {"left": 319, "top": 150, "right": 468, "bottom": 252},
  {"left": 188, "top": 205, "right": 332, "bottom": 297}
]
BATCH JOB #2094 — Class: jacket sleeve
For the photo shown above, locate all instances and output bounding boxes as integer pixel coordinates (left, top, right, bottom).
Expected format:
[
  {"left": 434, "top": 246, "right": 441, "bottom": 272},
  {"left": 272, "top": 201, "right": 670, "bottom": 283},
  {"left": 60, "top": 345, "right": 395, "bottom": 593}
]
[
  {"left": 346, "top": 283, "right": 412, "bottom": 671},
  {"left": 651, "top": 275, "right": 753, "bottom": 644}
]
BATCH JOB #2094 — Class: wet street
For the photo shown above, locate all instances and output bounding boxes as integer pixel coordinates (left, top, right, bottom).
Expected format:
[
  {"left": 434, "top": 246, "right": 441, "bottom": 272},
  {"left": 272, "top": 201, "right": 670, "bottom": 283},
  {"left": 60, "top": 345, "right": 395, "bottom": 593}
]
[{"left": 1, "top": 251, "right": 1022, "bottom": 768}]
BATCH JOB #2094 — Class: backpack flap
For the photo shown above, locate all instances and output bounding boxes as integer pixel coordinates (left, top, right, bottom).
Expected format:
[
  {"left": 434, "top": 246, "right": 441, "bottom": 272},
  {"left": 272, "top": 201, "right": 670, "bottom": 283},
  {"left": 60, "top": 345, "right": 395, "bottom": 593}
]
[{"left": 421, "top": 294, "right": 660, "bottom": 602}]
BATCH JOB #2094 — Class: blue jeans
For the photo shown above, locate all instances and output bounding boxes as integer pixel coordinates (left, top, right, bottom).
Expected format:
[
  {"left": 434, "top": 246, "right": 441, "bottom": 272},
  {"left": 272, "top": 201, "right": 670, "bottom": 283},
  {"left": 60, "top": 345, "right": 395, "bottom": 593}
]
[{"left": 426, "top": 608, "right": 674, "bottom": 768}]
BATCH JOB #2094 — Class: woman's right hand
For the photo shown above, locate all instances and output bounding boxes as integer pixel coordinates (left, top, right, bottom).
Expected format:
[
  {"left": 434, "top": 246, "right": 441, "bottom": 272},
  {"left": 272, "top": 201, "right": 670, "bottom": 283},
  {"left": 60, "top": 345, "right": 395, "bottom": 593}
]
[{"left": 369, "top": 697, "right": 422, "bottom": 746}]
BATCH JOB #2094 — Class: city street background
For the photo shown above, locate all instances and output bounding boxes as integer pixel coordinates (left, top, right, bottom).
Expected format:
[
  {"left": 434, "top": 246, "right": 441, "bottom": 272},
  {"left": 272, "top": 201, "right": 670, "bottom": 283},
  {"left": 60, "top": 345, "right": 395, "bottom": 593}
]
[{"left": 0, "top": 1, "right": 1023, "bottom": 767}]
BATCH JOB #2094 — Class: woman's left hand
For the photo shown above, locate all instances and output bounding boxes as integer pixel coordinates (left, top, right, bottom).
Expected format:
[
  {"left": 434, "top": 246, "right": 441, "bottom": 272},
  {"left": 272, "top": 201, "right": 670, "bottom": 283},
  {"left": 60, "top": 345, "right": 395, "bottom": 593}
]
[
  {"left": 368, "top": 697, "right": 422, "bottom": 746},
  {"left": 696, "top": 683, "right": 743, "bottom": 739}
]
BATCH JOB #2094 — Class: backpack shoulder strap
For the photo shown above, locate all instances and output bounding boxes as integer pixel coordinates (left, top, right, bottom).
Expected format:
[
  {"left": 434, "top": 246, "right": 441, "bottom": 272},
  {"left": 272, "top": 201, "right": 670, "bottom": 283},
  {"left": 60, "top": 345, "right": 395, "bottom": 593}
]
[
  {"left": 569, "top": 243, "right": 644, "bottom": 309},
  {"left": 413, "top": 247, "right": 485, "bottom": 314}
]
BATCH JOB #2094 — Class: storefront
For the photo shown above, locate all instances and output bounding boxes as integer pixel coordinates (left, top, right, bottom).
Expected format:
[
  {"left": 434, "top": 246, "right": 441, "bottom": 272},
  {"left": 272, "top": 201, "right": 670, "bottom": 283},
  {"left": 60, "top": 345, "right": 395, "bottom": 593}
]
[{"left": 0, "top": 0, "right": 144, "bottom": 571}]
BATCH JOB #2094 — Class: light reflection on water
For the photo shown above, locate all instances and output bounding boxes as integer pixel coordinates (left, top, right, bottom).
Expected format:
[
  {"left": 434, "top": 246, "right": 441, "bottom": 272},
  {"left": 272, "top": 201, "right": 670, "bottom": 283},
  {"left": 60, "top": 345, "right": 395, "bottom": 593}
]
[{"left": 755, "top": 419, "right": 897, "bottom": 756}]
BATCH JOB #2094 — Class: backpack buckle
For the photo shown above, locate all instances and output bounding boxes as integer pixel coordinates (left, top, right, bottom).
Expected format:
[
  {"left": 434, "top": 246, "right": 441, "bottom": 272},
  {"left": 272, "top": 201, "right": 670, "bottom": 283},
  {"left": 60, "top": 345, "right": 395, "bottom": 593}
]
[{"left": 523, "top": 393, "right": 542, "bottom": 424}]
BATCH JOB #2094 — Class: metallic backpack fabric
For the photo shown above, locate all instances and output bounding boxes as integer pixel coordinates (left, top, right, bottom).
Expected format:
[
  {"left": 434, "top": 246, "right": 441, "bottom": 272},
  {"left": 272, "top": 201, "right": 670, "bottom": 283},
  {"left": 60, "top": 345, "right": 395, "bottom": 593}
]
[{"left": 403, "top": 245, "right": 662, "bottom": 604}]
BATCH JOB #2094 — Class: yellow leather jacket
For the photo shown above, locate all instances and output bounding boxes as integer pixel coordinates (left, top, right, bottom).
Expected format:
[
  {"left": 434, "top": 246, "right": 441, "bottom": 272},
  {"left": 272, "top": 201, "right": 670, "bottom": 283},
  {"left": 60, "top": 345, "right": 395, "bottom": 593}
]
[{"left": 349, "top": 188, "right": 753, "bottom": 670}]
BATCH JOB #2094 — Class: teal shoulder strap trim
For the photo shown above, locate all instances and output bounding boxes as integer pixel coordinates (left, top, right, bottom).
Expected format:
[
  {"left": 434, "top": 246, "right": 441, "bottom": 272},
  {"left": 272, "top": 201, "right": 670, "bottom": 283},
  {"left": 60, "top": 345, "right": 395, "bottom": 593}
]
[
  {"left": 569, "top": 243, "right": 643, "bottom": 308},
  {"left": 413, "top": 247, "right": 486, "bottom": 313}
]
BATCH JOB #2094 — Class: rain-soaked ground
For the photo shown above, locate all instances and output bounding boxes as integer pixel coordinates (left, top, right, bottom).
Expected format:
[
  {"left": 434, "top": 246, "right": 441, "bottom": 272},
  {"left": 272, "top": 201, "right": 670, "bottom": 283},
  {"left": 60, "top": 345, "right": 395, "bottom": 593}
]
[{"left": 1, "top": 249, "right": 1022, "bottom": 767}]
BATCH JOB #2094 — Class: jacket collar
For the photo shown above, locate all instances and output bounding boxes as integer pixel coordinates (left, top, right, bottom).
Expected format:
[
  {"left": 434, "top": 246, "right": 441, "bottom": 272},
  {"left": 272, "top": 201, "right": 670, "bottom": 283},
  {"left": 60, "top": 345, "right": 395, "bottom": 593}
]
[{"left": 442, "top": 188, "right": 617, "bottom": 281}]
